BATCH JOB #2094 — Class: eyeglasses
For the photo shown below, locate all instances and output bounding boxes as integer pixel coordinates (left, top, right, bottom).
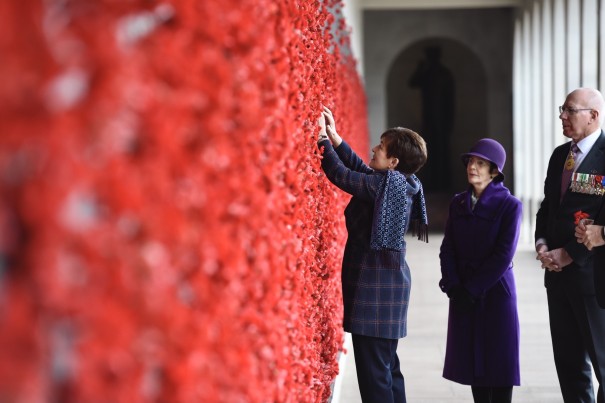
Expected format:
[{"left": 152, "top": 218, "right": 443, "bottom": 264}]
[{"left": 559, "top": 106, "right": 593, "bottom": 115}]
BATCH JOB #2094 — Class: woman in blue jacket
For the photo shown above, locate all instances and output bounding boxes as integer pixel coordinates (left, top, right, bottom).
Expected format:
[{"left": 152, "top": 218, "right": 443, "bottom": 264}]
[
  {"left": 318, "top": 106, "right": 428, "bottom": 403},
  {"left": 439, "top": 139, "right": 522, "bottom": 403}
]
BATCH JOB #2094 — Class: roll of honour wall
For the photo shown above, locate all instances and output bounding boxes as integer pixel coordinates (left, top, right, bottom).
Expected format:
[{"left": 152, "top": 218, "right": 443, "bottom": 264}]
[{"left": 0, "top": 1, "right": 368, "bottom": 402}]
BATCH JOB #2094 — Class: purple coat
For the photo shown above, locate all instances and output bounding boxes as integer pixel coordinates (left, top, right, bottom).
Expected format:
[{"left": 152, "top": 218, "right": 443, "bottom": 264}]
[{"left": 439, "top": 180, "right": 522, "bottom": 386}]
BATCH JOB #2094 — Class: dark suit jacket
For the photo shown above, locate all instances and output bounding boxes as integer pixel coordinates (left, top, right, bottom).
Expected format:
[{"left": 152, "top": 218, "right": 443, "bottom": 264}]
[
  {"left": 594, "top": 201, "right": 605, "bottom": 308},
  {"left": 535, "top": 132, "right": 605, "bottom": 294}
]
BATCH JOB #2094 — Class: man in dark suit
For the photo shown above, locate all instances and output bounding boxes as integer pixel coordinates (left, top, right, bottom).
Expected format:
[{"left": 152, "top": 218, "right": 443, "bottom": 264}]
[{"left": 536, "top": 87, "right": 605, "bottom": 403}]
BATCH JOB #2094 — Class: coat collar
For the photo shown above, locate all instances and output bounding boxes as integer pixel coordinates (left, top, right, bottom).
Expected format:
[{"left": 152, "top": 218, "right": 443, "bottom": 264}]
[{"left": 454, "top": 181, "right": 511, "bottom": 220}]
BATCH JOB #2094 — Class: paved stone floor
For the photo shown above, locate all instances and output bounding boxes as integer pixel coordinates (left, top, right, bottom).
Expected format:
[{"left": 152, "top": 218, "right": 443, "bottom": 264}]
[{"left": 335, "top": 234, "right": 582, "bottom": 403}]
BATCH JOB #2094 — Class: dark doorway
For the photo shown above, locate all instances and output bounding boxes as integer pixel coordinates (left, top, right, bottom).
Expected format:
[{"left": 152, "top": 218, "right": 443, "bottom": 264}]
[{"left": 387, "top": 37, "right": 488, "bottom": 231}]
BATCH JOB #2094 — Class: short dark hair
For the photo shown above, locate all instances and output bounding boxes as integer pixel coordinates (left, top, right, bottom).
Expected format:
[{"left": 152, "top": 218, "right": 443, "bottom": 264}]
[
  {"left": 381, "top": 127, "right": 427, "bottom": 175},
  {"left": 490, "top": 162, "right": 504, "bottom": 182}
]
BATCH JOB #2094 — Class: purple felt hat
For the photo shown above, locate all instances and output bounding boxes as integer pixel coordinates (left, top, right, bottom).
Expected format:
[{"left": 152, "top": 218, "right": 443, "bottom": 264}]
[{"left": 461, "top": 138, "right": 506, "bottom": 179}]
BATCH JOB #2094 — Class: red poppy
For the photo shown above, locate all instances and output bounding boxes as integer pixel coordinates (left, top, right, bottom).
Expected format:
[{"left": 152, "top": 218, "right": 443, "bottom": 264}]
[{"left": 574, "top": 210, "right": 590, "bottom": 225}]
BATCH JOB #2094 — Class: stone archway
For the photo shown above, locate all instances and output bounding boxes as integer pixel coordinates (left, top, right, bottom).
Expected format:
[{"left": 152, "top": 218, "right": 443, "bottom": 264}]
[{"left": 386, "top": 37, "right": 488, "bottom": 231}]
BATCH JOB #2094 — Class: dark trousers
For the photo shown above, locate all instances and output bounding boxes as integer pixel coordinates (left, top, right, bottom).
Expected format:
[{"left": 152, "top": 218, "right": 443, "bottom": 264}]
[
  {"left": 547, "top": 283, "right": 605, "bottom": 403},
  {"left": 471, "top": 386, "right": 513, "bottom": 403},
  {"left": 352, "top": 334, "right": 406, "bottom": 403}
]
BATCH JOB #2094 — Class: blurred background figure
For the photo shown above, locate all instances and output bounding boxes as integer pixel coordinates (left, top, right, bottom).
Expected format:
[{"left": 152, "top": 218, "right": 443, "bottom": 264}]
[{"left": 409, "top": 46, "right": 455, "bottom": 193}]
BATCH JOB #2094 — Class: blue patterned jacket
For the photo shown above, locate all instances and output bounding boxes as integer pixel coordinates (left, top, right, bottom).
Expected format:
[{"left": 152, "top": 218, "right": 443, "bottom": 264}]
[{"left": 319, "top": 139, "right": 421, "bottom": 339}]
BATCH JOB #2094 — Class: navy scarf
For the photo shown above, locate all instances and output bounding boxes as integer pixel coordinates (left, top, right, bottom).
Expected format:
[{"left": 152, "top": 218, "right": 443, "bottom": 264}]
[{"left": 370, "top": 170, "right": 428, "bottom": 250}]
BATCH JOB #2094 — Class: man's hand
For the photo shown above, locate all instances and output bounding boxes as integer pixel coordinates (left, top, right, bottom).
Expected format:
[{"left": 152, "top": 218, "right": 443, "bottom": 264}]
[
  {"left": 537, "top": 247, "right": 573, "bottom": 272},
  {"left": 535, "top": 243, "right": 556, "bottom": 271},
  {"left": 536, "top": 243, "right": 548, "bottom": 255},
  {"left": 575, "top": 223, "right": 605, "bottom": 251},
  {"left": 536, "top": 243, "right": 559, "bottom": 271}
]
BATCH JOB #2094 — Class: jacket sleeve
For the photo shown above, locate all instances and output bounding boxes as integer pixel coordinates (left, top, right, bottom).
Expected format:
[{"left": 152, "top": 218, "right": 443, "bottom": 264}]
[
  {"left": 439, "top": 199, "right": 462, "bottom": 294},
  {"left": 565, "top": 230, "right": 592, "bottom": 266},
  {"left": 535, "top": 151, "right": 557, "bottom": 244},
  {"left": 319, "top": 140, "right": 379, "bottom": 201},
  {"left": 465, "top": 197, "right": 523, "bottom": 297},
  {"left": 334, "top": 140, "right": 374, "bottom": 174}
]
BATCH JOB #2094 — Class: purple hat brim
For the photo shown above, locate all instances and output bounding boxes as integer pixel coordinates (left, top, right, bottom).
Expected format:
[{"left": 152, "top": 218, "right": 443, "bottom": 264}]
[{"left": 461, "top": 152, "right": 505, "bottom": 178}]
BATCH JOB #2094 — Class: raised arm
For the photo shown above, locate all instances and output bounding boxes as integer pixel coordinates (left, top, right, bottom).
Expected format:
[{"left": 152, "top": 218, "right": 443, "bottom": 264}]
[
  {"left": 322, "top": 106, "right": 373, "bottom": 174},
  {"left": 317, "top": 113, "right": 379, "bottom": 200},
  {"left": 318, "top": 139, "right": 379, "bottom": 201}
]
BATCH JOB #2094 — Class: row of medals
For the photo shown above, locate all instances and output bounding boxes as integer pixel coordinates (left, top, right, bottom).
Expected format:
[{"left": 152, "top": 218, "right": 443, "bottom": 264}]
[{"left": 570, "top": 171, "right": 605, "bottom": 195}]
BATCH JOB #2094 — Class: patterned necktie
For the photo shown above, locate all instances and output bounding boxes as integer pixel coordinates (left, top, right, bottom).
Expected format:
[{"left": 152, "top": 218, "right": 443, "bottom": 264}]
[{"left": 560, "top": 143, "right": 579, "bottom": 201}]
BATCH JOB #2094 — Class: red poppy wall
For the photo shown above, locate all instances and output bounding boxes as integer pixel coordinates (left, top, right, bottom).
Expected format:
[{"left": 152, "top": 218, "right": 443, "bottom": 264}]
[{"left": 0, "top": 1, "right": 368, "bottom": 402}]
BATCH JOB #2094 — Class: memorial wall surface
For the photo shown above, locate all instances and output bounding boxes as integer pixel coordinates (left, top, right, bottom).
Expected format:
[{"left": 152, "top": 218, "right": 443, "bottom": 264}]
[{"left": 0, "top": 1, "right": 368, "bottom": 401}]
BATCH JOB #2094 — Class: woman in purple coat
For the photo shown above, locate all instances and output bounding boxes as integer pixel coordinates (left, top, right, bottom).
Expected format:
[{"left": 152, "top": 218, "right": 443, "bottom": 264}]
[{"left": 439, "top": 139, "right": 522, "bottom": 403}]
